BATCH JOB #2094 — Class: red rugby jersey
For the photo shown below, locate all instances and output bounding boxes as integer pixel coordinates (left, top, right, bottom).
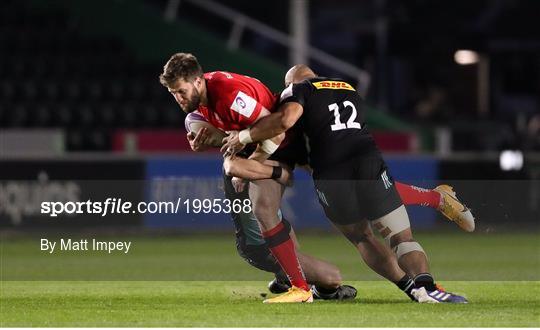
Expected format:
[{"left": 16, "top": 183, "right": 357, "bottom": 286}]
[{"left": 197, "top": 71, "right": 277, "bottom": 131}]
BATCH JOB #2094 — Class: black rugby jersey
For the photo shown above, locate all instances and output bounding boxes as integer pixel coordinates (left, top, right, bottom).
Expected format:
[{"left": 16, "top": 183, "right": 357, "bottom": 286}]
[{"left": 279, "top": 77, "right": 379, "bottom": 170}]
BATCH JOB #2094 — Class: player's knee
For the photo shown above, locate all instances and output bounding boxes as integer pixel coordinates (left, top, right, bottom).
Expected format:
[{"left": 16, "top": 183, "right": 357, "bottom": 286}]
[
  {"left": 389, "top": 229, "right": 414, "bottom": 249},
  {"left": 371, "top": 205, "right": 412, "bottom": 246},
  {"left": 392, "top": 240, "right": 425, "bottom": 259},
  {"left": 252, "top": 196, "right": 276, "bottom": 221},
  {"left": 309, "top": 265, "right": 342, "bottom": 289},
  {"left": 237, "top": 244, "right": 279, "bottom": 273}
]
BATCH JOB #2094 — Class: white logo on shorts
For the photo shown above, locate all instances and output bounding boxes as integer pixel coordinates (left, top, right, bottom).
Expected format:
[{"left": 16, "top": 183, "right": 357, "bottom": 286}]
[
  {"left": 381, "top": 170, "right": 392, "bottom": 190},
  {"left": 316, "top": 189, "right": 329, "bottom": 207}
]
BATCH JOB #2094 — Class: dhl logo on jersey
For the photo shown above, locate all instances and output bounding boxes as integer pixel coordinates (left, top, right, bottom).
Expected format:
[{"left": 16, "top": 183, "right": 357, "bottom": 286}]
[{"left": 312, "top": 80, "right": 355, "bottom": 91}]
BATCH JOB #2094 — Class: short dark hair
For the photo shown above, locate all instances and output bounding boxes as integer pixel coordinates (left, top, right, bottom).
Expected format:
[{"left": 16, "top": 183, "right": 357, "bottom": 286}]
[{"left": 159, "top": 53, "right": 203, "bottom": 87}]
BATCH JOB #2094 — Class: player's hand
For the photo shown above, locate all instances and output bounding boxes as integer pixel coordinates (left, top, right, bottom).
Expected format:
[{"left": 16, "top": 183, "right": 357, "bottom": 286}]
[
  {"left": 221, "top": 131, "right": 245, "bottom": 158},
  {"left": 231, "top": 176, "right": 247, "bottom": 193},
  {"left": 187, "top": 128, "right": 211, "bottom": 152}
]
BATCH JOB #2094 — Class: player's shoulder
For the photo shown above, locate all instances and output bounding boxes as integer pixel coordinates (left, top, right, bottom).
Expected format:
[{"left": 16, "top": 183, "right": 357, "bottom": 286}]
[
  {"left": 204, "top": 71, "right": 241, "bottom": 101},
  {"left": 205, "top": 71, "right": 236, "bottom": 88},
  {"left": 279, "top": 78, "right": 314, "bottom": 103},
  {"left": 205, "top": 71, "right": 260, "bottom": 85},
  {"left": 206, "top": 71, "right": 263, "bottom": 96}
]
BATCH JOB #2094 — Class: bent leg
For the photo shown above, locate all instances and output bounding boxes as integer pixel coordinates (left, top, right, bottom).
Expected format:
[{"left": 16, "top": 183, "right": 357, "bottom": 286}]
[
  {"left": 371, "top": 206, "right": 468, "bottom": 303},
  {"left": 249, "top": 178, "right": 310, "bottom": 292},
  {"left": 371, "top": 205, "right": 430, "bottom": 277},
  {"left": 335, "top": 220, "right": 406, "bottom": 283},
  {"left": 225, "top": 172, "right": 340, "bottom": 291},
  {"left": 248, "top": 179, "right": 283, "bottom": 231},
  {"left": 395, "top": 181, "right": 440, "bottom": 209},
  {"left": 287, "top": 227, "right": 342, "bottom": 288},
  {"left": 395, "top": 182, "right": 475, "bottom": 232}
]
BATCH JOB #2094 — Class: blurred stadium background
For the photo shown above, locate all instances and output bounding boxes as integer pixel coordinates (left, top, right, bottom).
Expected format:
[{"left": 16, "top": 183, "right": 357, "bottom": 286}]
[{"left": 0, "top": 0, "right": 539, "bottom": 283}]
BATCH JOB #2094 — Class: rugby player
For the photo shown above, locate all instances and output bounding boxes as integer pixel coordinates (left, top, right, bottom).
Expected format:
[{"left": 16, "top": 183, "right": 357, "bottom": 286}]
[
  {"left": 160, "top": 53, "right": 342, "bottom": 303},
  {"left": 161, "top": 53, "right": 422, "bottom": 303},
  {"left": 222, "top": 65, "right": 469, "bottom": 303}
]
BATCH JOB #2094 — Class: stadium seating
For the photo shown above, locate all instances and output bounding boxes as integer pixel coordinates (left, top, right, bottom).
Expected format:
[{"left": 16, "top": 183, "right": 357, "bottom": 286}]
[
  {"left": 1, "top": 0, "right": 420, "bottom": 153},
  {"left": 0, "top": 0, "right": 181, "bottom": 151}
]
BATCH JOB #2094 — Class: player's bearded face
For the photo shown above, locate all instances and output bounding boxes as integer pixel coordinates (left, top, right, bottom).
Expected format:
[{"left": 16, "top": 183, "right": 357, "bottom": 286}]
[
  {"left": 182, "top": 84, "right": 200, "bottom": 113},
  {"left": 170, "top": 78, "right": 202, "bottom": 114}
]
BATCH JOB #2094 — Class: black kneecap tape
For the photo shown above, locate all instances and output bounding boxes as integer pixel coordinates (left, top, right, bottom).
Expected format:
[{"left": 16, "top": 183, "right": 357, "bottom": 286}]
[
  {"left": 271, "top": 166, "right": 282, "bottom": 179},
  {"left": 264, "top": 220, "right": 292, "bottom": 248}
]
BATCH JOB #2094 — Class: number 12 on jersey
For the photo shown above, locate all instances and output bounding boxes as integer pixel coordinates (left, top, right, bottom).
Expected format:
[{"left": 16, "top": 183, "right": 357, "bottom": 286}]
[{"left": 328, "top": 101, "right": 362, "bottom": 131}]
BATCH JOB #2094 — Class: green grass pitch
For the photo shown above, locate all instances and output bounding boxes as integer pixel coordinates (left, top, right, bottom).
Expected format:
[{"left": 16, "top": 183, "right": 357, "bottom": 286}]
[{"left": 1, "top": 232, "right": 539, "bottom": 327}]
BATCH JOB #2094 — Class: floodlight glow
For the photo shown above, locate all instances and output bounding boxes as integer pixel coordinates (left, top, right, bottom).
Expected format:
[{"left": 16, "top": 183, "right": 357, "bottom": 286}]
[
  {"left": 454, "top": 50, "right": 479, "bottom": 65},
  {"left": 499, "top": 150, "right": 524, "bottom": 171}
]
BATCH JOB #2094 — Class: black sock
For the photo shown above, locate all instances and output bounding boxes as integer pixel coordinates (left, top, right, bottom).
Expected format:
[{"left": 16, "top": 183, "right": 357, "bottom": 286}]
[
  {"left": 413, "top": 273, "right": 437, "bottom": 291},
  {"left": 394, "top": 275, "right": 415, "bottom": 301}
]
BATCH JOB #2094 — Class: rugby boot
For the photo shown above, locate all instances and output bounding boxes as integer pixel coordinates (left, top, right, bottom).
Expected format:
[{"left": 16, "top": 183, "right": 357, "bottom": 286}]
[
  {"left": 263, "top": 286, "right": 313, "bottom": 303},
  {"left": 312, "top": 284, "right": 357, "bottom": 300},
  {"left": 434, "top": 185, "right": 475, "bottom": 232},
  {"left": 411, "top": 286, "right": 468, "bottom": 304}
]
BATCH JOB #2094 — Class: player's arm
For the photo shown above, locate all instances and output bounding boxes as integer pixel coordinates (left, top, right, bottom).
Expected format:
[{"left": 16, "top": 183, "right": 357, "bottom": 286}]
[
  {"left": 248, "top": 132, "right": 286, "bottom": 161},
  {"left": 221, "top": 102, "right": 303, "bottom": 155},
  {"left": 223, "top": 156, "right": 291, "bottom": 186},
  {"left": 250, "top": 102, "right": 303, "bottom": 141},
  {"left": 237, "top": 81, "right": 308, "bottom": 149},
  {"left": 220, "top": 85, "right": 290, "bottom": 155},
  {"left": 234, "top": 107, "right": 286, "bottom": 160},
  {"left": 222, "top": 125, "right": 289, "bottom": 192},
  {"left": 223, "top": 132, "right": 288, "bottom": 180},
  {"left": 222, "top": 76, "right": 309, "bottom": 155}
]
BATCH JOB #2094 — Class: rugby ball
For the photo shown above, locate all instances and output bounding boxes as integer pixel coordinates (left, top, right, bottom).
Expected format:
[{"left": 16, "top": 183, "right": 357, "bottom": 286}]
[{"left": 185, "top": 111, "right": 227, "bottom": 147}]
